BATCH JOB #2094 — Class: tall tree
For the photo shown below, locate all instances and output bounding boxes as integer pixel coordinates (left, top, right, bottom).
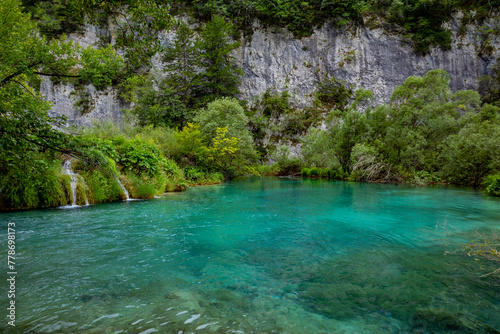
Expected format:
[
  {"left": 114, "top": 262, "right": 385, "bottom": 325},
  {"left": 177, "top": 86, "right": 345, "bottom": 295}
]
[
  {"left": 163, "top": 22, "right": 200, "bottom": 110},
  {"left": 195, "top": 15, "right": 242, "bottom": 105},
  {"left": 123, "top": 72, "right": 187, "bottom": 128}
]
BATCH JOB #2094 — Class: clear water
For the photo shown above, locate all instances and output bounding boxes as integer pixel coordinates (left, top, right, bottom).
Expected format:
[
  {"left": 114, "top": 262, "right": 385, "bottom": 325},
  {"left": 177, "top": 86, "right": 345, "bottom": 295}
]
[{"left": 1, "top": 178, "right": 499, "bottom": 333}]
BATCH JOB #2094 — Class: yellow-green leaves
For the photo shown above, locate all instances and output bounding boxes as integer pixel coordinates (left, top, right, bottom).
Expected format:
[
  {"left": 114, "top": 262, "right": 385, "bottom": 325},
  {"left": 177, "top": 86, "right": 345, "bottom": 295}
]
[{"left": 209, "top": 126, "right": 239, "bottom": 169}]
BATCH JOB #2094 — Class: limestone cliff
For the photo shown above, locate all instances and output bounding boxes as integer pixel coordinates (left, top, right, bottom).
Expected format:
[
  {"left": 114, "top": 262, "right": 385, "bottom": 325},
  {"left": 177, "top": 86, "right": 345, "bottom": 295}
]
[{"left": 42, "top": 16, "right": 499, "bottom": 126}]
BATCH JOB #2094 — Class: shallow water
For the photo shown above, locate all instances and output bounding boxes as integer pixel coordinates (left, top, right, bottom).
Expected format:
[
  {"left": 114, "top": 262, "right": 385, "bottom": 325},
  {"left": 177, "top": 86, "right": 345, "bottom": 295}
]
[{"left": 1, "top": 178, "right": 499, "bottom": 333}]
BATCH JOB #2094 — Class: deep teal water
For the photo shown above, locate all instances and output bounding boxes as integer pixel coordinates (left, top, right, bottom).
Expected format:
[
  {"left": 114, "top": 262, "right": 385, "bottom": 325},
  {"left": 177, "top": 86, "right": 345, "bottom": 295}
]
[{"left": 1, "top": 178, "right": 499, "bottom": 333}]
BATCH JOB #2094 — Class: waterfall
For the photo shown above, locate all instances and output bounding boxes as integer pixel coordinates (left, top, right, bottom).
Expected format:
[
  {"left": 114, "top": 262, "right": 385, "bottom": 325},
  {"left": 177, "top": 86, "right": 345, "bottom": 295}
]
[
  {"left": 61, "top": 159, "right": 89, "bottom": 206},
  {"left": 116, "top": 178, "right": 130, "bottom": 200}
]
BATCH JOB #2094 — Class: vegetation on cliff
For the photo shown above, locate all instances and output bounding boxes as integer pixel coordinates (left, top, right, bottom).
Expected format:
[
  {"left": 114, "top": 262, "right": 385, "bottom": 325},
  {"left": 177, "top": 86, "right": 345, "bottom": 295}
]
[{"left": 21, "top": 0, "right": 500, "bottom": 55}]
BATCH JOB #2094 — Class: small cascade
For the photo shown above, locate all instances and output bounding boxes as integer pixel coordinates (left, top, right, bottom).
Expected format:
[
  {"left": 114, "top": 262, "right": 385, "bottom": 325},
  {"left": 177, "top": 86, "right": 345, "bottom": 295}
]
[
  {"left": 116, "top": 178, "right": 130, "bottom": 200},
  {"left": 61, "top": 159, "right": 89, "bottom": 206}
]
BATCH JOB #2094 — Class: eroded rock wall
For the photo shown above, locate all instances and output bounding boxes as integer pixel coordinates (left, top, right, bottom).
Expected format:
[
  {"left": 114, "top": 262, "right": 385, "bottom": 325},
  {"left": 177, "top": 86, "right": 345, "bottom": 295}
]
[{"left": 41, "top": 16, "right": 499, "bottom": 126}]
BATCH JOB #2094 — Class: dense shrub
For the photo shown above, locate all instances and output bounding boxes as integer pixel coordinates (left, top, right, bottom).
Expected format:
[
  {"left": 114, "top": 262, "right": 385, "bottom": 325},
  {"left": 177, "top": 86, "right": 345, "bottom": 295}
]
[
  {"left": 271, "top": 145, "right": 303, "bottom": 176},
  {"left": 184, "top": 167, "right": 224, "bottom": 185},
  {"left": 194, "top": 97, "right": 254, "bottom": 155},
  {"left": 116, "top": 139, "right": 166, "bottom": 176},
  {"left": 0, "top": 155, "right": 66, "bottom": 209},
  {"left": 314, "top": 76, "right": 354, "bottom": 111},
  {"left": 122, "top": 171, "right": 166, "bottom": 199},
  {"left": 440, "top": 122, "right": 500, "bottom": 186},
  {"left": 301, "top": 167, "right": 342, "bottom": 180},
  {"left": 483, "top": 174, "right": 500, "bottom": 197},
  {"left": 81, "top": 169, "right": 122, "bottom": 204},
  {"left": 301, "top": 69, "right": 500, "bottom": 186}
]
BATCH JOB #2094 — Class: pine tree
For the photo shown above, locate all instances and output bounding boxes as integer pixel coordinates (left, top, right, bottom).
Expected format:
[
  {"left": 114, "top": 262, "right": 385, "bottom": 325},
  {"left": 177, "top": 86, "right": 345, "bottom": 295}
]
[
  {"left": 195, "top": 15, "right": 242, "bottom": 105},
  {"left": 163, "top": 22, "right": 199, "bottom": 110}
]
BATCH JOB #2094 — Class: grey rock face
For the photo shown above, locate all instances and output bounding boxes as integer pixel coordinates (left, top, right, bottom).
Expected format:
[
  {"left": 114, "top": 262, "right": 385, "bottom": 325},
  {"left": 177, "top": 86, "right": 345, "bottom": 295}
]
[
  {"left": 42, "top": 79, "right": 128, "bottom": 127},
  {"left": 238, "top": 20, "right": 497, "bottom": 105},
  {"left": 40, "top": 23, "right": 129, "bottom": 128},
  {"left": 41, "top": 18, "right": 499, "bottom": 126}
]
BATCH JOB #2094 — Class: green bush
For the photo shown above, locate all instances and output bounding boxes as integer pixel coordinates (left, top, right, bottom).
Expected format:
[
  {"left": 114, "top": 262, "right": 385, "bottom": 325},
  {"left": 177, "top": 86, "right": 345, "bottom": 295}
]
[
  {"left": 183, "top": 167, "right": 223, "bottom": 185},
  {"left": 483, "top": 174, "right": 500, "bottom": 197},
  {"left": 411, "top": 171, "right": 442, "bottom": 186},
  {"left": 440, "top": 121, "right": 500, "bottom": 186},
  {"left": 301, "top": 167, "right": 343, "bottom": 180},
  {"left": 134, "top": 126, "right": 181, "bottom": 159},
  {"left": 271, "top": 145, "right": 303, "bottom": 176},
  {"left": 116, "top": 138, "right": 166, "bottom": 176},
  {"left": 0, "top": 155, "right": 66, "bottom": 209},
  {"left": 123, "top": 171, "right": 165, "bottom": 199},
  {"left": 165, "top": 168, "right": 189, "bottom": 192},
  {"left": 260, "top": 88, "right": 293, "bottom": 117},
  {"left": 194, "top": 97, "right": 254, "bottom": 156},
  {"left": 81, "top": 169, "right": 122, "bottom": 204},
  {"left": 309, "top": 167, "right": 319, "bottom": 176},
  {"left": 314, "top": 76, "right": 354, "bottom": 111}
]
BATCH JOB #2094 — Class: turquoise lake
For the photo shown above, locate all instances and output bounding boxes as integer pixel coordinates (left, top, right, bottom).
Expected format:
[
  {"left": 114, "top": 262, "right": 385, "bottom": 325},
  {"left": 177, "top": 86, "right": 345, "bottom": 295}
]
[{"left": 1, "top": 177, "right": 499, "bottom": 333}]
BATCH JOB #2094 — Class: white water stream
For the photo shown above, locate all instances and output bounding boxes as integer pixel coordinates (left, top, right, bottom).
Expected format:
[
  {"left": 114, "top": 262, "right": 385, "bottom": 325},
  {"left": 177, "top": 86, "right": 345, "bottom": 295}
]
[
  {"left": 61, "top": 159, "right": 89, "bottom": 206},
  {"left": 116, "top": 178, "right": 130, "bottom": 200}
]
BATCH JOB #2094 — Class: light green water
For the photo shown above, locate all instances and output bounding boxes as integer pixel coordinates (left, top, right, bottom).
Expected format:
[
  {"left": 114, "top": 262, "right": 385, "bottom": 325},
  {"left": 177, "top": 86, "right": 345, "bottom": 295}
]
[{"left": 1, "top": 178, "right": 499, "bottom": 333}]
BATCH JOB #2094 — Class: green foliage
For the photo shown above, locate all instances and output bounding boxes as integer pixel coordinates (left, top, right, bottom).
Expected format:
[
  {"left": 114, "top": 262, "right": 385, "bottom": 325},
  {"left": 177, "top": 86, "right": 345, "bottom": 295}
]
[
  {"left": 302, "top": 69, "right": 500, "bottom": 186},
  {"left": 324, "top": 108, "right": 369, "bottom": 171},
  {"left": 301, "top": 128, "right": 342, "bottom": 169},
  {"left": 1, "top": 0, "right": 73, "bottom": 156},
  {"left": 383, "top": 0, "right": 454, "bottom": 54},
  {"left": 207, "top": 127, "right": 240, "bottom": 171},
  {"left": 195, "top": 15, "right": 242, "bottom": 104},
  {"left": 162, "top": 22, "right": 200, "bottom": 110},
  {"left": 271, "top": 145, "right": 303, "bottom": 176},
  {"left": 314, "top": 76, "right": 354, "bottom": 111},
  {"left": 411, "top": 171, "right": 442, "bottom": 186},
  {"left": 164, "top": 164, "right": 189, "bottom": 191},
  {"left": 79, "top": 45, "right": 125, "bottom": 89},
  {"left": 175, "top": 122, "right": 209, "bottom": 164},
  {"left": 0, "top": 154, "right": 66, "bottom": 209},
  {"left": 349, "top": 143, "right": 401, "bottom": 182},
  {"left": 123, "top": 172, "right": 162, "bottom": 199},
  {"left": 81, "top": 169, "right": 122, "bottom": 204},
  {"left": 75, "top": 178, "right": 88, "bottom": 205},
  {"left": 123, "top": 18, "right": 243, "bottom": 127},
  {"left": 440, "top": 120, "right": 500, "bottom": 186},
  {"left": 77, "top": 0, "right": 174, "bottom": 72},
  {"left": 123, "top": 73, "right": 188, "bottom": 127},
  {"left": 116, "top": 139, "right": 166, "bottom": 176},
  {"left": 300, "top": 167, "right": 342, "bottom": 180},
  {"left": 60, "top": 174, "right": 72, "bottom": 204},
  {"left": 479, "top": 59, "right": 500, "bottom": 107},
  {"left": 179, "top": 0, "right": 498, "bottom": 53},
  {"left": 0, "top": 0, "right": 138, "bottom": 176},
  {"left": 246, "top": 88, "right": 322, "bottom": 158},
  {"left": 483, "top": 174, "right": 500, "bottom": 197},
  {"left": 194, "top": 97, "right": 255, "bottom": 157},
  {"left": 22, "top": 0, "right": 84, "bottom": 38},
  {"left": 183, "top": 166, "right": 224, "bottom": 185},
  {"left": 259, "top": 88, "right": 293, "bottom": 117},
  {"left": 133, "top": 126, "right": 181, "bottom": 158},
  {"left": 365, "top": 69, "right": 482, "bottom": 174}
]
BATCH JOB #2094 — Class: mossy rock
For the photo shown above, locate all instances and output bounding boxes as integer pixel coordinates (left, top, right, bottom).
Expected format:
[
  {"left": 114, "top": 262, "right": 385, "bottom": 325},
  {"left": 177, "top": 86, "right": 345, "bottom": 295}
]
[{"left": 75, "top": 179, "right": 88, "bottom": 205}]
